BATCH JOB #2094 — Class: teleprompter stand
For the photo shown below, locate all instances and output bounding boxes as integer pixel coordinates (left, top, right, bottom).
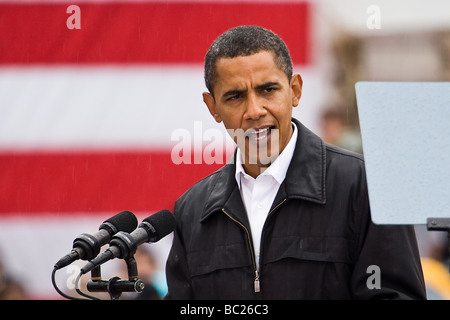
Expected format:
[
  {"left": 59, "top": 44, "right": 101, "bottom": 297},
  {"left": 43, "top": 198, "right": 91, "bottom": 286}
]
[
  {"left": 86, "top": 256, "right": 144, "bottom": 300},
  {"left": 427, "top": 218, "right": 450, "bottom": 272}
]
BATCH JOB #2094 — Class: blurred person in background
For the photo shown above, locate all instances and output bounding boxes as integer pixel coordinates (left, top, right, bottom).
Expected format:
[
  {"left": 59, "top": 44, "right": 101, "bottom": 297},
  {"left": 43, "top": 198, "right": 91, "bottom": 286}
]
[
  {"left": 0, "top": 252, "right": 28, "bottom": 300},
  {"left": 320, "top": 106, "right": 362, "bottom": 154},
  {"left": 0, "top": 277, "right": 28, "bottom": 300},
  {"left": 415, "top": 226, "right": 450, "bottom": 300},
  {"left": 118, "top": 246, "right": 162, "bottom": 300},
  {"left": 131, "top": 246, "right": 162, "bottom": 300}
]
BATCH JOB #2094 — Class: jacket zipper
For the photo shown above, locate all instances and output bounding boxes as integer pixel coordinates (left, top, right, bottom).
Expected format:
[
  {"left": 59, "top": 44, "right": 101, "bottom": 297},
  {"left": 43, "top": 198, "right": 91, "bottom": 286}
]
[
  {"left": 221, "top": 208, "right": 260, "bottom": 293},
  {"left": 221, "top": 198, "right": 287, "bottom": 294},
  {"left": 258, "top": 198, "right": 287, "bottom": 280},
  {"left": 267, "top": 198, "right": 287, "bottom": 218}
]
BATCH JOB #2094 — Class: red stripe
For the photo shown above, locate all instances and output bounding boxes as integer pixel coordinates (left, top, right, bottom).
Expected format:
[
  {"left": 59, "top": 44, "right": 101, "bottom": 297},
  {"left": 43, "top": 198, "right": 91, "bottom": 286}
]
[
  {"left": 0, "top": 151, "right": 226, "bottom": 215},
  {"left": 0, "top": 2, "right": 310, "bottom": 65}
]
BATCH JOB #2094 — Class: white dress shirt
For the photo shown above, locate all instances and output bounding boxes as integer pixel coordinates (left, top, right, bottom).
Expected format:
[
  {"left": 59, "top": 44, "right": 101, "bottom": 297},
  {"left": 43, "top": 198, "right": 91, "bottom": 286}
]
[{"left": 235, "top": 122, "right": 298, "bottom": 270}]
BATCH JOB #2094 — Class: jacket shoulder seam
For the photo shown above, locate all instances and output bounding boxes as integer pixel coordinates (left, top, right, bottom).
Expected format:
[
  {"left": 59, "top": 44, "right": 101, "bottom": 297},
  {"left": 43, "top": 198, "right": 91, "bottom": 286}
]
[
  {"left": 178, "top": 168, "right": 222, "bottom": 201},
  {"left": 202, "top": 170, "right": 222, "bottom": 214},
  {"left": 325, "top": 144, "right": 364, "bottom": 162}
]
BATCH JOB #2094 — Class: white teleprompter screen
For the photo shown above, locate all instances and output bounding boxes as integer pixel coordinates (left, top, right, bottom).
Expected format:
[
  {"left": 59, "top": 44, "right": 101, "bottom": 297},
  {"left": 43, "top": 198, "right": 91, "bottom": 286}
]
[{"left": 355, "top": 81, "right": 450, "bottom": 224}]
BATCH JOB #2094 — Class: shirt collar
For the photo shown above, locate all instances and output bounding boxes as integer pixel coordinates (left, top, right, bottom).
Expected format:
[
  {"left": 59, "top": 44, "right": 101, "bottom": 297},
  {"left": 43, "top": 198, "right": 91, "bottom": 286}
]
[{"left": 235, "top": 121, "right": 298, "bottom": 188}]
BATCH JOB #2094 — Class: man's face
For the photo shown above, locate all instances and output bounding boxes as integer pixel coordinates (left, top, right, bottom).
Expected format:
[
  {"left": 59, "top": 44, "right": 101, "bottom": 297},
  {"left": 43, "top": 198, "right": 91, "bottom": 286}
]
[{"left": 203, "top": 50, "right": 302, "bottom": 175}]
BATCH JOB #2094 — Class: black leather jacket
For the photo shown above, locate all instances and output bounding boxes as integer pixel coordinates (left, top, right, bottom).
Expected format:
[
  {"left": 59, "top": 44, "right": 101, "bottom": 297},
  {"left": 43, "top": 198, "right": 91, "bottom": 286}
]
[{"left": 165, "top": 118, "right": 426, "bottom": 299}]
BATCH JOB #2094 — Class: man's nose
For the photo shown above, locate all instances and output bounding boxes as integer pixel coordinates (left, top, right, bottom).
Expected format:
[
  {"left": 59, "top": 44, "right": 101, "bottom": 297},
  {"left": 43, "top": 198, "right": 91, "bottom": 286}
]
[{"left": 244, "top": 93, "right": 267, "bottom": 121}]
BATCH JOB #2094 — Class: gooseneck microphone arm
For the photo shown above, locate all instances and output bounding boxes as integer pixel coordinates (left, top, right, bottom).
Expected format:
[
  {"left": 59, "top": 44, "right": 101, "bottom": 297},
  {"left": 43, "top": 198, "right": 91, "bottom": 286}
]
[{"left": 84, "top": 256, "right": 145, "bottom": 300}]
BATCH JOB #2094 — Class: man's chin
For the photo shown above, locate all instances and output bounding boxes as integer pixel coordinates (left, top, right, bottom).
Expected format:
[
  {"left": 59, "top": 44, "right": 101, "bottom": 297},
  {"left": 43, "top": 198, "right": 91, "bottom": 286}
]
[{"left": 245, "top": 149, "right": 279, "bottom": 166}]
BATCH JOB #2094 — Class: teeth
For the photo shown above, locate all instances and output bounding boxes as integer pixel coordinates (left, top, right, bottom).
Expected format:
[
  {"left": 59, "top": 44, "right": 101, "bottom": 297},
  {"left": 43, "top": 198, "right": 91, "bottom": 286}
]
[
  {"left": 255, "top": 129, "right": 268, "bottom": 141},
  {"left": 245, "top": 127, "right": 270, "bottom": 141},
  {"left": 255, "top": 135, "right": 266, "bottom": 141},
  {"left": 255, "top": 128, "right": 269, "bottom": 134}
]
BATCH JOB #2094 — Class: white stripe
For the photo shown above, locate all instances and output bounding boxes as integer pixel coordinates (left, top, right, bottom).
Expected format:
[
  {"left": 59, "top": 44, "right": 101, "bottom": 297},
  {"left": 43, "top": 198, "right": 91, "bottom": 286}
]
[
  {"left": 0, "top": 66, "right": 322, "bottom": 151},
  {"left": 0, "top": 66, "right": 214, "bottom": 150}
]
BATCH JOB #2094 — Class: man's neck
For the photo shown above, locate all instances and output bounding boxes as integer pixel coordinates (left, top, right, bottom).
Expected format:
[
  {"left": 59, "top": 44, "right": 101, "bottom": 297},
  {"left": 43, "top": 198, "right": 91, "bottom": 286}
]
[{"left": 242, "top": 162, "right": 269, "bottom": 179}]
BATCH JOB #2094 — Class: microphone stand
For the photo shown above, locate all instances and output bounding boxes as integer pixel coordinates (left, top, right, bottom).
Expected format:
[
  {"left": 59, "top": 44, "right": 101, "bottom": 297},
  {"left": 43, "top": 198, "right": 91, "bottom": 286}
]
[{"left": 86, "top": 256, "right": 145, "bottom": 300}]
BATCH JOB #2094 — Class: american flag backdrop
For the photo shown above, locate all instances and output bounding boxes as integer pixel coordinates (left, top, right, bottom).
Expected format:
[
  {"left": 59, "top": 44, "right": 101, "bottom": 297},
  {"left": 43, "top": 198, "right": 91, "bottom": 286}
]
[{"left": 0, "top": 0, "right": 320, "bottom": 299}]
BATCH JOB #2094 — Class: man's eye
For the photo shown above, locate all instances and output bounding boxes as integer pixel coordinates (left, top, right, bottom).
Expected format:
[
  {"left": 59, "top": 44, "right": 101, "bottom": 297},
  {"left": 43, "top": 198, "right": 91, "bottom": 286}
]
[
  {"left": 227, "top": 94, "right": 241, "bottom": 101},
  {"left": 264, "top": 87, "right": 275, "bottom": 93}
]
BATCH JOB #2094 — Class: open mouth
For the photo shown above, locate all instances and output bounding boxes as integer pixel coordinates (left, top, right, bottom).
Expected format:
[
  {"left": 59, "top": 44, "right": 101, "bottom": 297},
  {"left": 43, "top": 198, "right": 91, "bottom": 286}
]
[{"left": 244, "top": 126, "right": 275, "bottom": 143}]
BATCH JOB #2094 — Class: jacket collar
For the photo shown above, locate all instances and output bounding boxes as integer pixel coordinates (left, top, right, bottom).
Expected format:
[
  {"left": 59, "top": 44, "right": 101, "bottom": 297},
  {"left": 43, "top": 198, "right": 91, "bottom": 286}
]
[{"left": 200, "top": 118, "right": 326, "bottom": 223}]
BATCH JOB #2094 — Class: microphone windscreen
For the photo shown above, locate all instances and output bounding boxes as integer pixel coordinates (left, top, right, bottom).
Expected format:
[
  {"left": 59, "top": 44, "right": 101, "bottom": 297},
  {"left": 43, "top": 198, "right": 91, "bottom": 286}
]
[
  {"left": 143, "top": 209, "right": 176, "bottom": 242},
  {"left": 103, "top": 211, "right": 138, "bottom": 234}
]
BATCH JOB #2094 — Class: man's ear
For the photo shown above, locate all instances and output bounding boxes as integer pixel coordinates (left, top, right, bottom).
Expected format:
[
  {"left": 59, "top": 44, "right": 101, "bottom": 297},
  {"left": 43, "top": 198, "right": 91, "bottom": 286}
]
[
  {"left": 290, "top": 74, "right": 303, "bottom": 107},
  {"left": 203, "top": 92, "right": 222, "bottom": 123}
]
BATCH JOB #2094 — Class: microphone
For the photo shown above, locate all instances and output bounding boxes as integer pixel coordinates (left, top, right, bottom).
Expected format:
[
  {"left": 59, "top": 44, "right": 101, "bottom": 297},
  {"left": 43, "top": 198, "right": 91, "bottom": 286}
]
[
  {"left": 54, "top": 211, "right": 138, "bottom": 270},
  {"left": 80, "top": 209, "right": 176, "bottom": 275}
]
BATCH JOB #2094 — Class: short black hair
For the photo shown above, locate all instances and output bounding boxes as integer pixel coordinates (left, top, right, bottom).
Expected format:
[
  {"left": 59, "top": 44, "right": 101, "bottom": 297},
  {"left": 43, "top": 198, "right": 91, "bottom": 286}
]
[{"left": 204, "top": 25, "right": 293, "bottom": 96}]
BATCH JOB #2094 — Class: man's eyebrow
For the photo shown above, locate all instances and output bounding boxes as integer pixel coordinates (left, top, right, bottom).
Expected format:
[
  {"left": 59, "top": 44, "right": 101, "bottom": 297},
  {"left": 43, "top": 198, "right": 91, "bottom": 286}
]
[
  {"left": 221, "top": 82, "right": 281, "bottom": 100},
  {"left": 222, "top": 88, "right": 246, "bottom": 99},
  {"left": 255, "top": 81, "right": 281, "bottom": 90}
]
